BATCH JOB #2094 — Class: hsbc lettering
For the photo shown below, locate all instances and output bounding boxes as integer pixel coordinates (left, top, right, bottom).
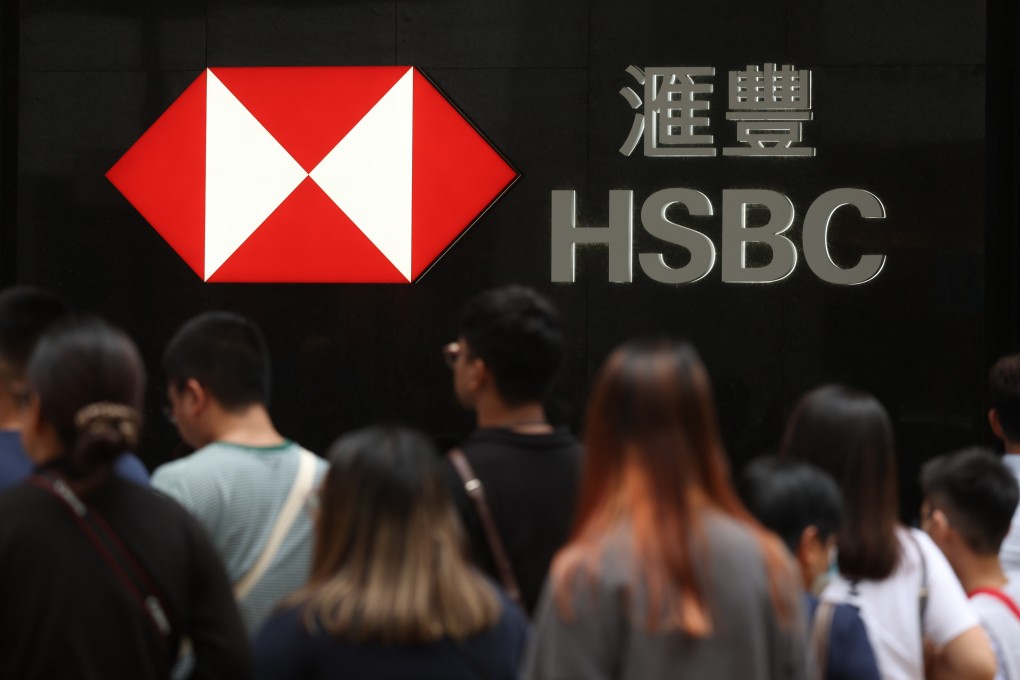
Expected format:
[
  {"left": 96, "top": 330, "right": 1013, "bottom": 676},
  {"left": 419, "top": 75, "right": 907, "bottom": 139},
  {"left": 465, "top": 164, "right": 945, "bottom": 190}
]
[{"left": 552, "top": 63, "right": 888, "bottom": 285}]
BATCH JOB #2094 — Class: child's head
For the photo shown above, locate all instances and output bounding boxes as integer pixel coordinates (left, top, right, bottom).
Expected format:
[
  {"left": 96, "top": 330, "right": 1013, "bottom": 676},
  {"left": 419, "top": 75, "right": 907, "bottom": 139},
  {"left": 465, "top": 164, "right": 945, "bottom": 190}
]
[{"left": 739, "top": 457, "right": 843, "bottom": 591}]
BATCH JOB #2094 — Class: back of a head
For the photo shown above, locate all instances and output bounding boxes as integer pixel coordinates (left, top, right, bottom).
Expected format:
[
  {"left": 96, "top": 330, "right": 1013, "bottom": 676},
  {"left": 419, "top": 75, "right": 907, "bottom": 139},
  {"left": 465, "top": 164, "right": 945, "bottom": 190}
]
[
  {"left": 28, "top": 317, "right": 145, "bottom": 486},
  {"left": 0, "top": 286, "right": 70, "bottom": 380},
  {"left": 780, "top": 384, "right": 900, "bottom": 580},
  {"left": 163, "top": 311, "right": 270, "bottom": 410},
  {"left": 458, "top": 285, "right": 565, "bottom": 406},
  {"left": 989, "top": 354, "right": 1020, "bottom": 443},
  {"left": 582, "top": 338, "right": 725, "bottom": 497},
  {"left": 739, "top": 457, "right": 843, "bottom": 555},
  {"left": 307, "top": 425, "right": 498, "bottom": 643},
  {"left": 561, "top": 339, "right": 792, "bottom": 636},
  {"left": 921, "top": 447, "right": 1020, "bottom": 556}
]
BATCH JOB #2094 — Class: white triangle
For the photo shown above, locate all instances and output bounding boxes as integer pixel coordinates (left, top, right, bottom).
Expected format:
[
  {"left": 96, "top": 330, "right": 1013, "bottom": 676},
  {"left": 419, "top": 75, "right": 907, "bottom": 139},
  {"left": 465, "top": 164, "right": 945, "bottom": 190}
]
[
  {"left": 205, "top": 70, "right": 307, "bottom": 280},
  {"left": 310, "top": 67, "right": 414, "bottom": 281}
]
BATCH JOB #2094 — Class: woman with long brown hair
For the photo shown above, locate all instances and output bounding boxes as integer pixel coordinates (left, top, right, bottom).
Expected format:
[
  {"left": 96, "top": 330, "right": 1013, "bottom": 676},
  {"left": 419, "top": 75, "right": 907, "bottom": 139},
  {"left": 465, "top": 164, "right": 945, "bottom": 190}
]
[
  {"left": 781, "top": 385, "right": 994, "bottom": 680},
  {"left": 524, "top": 339, "right": 806, "bottom": 679},
  {"left": 254, "top": 425, "right": 527, "bottom": 680}
]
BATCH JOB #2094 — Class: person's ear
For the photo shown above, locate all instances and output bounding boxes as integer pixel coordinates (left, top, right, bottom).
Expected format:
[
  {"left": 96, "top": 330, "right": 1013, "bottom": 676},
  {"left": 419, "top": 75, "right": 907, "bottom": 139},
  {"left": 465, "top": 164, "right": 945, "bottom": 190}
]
[
  {"left": 928, "top": 508, "right": 952, "bottom": 546},
  {"left": 797, "top": 525, "right": 829, "bottom": 589},
  {"left": 183, "top": 378, "right": 208, "bottom": 415},
  {"left": 465, "top": 355, "right": 488, "bottom": 393},
  {"left": 19, "top": 394, "right": 53, "bottom": 463},
  {"left": 990, "top": 408, "right": 1006, "bottom": 441}
]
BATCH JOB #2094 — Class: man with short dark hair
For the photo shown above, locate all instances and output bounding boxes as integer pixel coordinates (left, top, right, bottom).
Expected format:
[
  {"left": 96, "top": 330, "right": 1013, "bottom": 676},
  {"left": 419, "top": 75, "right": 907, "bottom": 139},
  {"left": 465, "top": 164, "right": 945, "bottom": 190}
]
[
  {"left": 440, "top": 285, "right": 582, "bottom": 616},
  {"left": 0, "top": 286, "right": 147, "bottom": 491},
  {"left": 152, "top": 311, "right": 326, "bottom": 635},
  {"left": 989, "top": 354, "right": 1020, "bottom": 579},
  {"left": 921, "top": 447, "right": 1020, "bottom": 680}
]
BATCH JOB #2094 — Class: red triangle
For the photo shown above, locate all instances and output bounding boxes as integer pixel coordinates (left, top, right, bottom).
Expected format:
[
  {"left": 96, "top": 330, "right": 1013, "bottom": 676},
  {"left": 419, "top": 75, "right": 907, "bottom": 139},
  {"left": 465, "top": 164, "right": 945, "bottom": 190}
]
[
  {"left": 106, "top": 70, "right": 206, "bottom": 279},
  {"left": 411, "top": 70, "right": 517, "bottom": 281},
  {"left": 211, "top": 67, "right": 410, "bottom": 173},
  {"left": 208, "top": 177, "right": 406, "bottom": 283}
]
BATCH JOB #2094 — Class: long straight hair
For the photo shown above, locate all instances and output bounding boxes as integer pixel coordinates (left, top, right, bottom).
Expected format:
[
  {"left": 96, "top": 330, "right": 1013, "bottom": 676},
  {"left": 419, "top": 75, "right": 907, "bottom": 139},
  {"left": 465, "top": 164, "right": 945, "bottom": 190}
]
[
  {"left": 291, "top": 426, "right": 500, "bottom": 643},
  {"left": 780, "top": 385, "right": 900, "bottom": 580},
  {"left": 552, "top": 339, "right": 795, "bottom": 635}
]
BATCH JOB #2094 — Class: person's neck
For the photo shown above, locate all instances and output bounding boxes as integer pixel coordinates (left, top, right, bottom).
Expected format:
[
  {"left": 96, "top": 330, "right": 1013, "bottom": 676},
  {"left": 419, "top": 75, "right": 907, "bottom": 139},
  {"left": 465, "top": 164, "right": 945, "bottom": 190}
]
[
  {"left": 1004, "top": 439, "right": 1020, "bottom": 455},
  {"left": 954, "top": 551, "right": 1010, "bottom": 594},
  {"left": 208, "top": 405, "right": 286, "bottom": 448},
  {"left": 475, "top": 398, "right": 552, "bottom": 433}
]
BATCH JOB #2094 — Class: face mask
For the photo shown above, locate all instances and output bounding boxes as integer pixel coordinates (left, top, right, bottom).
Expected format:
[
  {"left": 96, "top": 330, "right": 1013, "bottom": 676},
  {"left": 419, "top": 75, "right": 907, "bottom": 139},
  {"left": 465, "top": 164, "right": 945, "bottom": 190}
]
[{"left": 809, "top": 544, "right": 839, "bottom": 596}]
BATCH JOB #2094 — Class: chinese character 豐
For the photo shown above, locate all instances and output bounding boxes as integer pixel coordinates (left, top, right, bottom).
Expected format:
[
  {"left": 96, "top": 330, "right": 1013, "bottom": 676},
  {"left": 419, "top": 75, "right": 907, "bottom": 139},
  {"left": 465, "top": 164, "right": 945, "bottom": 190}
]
[
  {"left": 724, "top": 63, "right": 814, "bottom": 157},
  {"left": 620, "top": 66, "right": 716, "bottom": 157}
]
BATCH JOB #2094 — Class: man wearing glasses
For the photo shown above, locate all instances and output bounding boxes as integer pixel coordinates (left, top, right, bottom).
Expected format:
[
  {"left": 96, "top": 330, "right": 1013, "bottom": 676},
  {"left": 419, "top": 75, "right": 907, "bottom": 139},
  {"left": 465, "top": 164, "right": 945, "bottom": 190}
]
[{"left": 440, "top": 285, "right": 582, "bottom": 617}]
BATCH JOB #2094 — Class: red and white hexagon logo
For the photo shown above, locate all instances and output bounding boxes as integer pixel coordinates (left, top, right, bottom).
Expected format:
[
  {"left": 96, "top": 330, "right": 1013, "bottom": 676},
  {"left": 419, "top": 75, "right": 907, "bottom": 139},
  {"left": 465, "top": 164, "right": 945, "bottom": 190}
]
[{"left": 107, "top": 67, "right": 518, "bottom": 283}]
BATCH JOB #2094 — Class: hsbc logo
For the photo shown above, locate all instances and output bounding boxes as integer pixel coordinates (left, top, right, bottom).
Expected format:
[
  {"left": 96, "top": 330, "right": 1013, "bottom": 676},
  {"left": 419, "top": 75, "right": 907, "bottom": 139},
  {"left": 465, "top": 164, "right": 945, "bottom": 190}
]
[{"left": 108, "top": 67, "right": 517, "bottom": 283}]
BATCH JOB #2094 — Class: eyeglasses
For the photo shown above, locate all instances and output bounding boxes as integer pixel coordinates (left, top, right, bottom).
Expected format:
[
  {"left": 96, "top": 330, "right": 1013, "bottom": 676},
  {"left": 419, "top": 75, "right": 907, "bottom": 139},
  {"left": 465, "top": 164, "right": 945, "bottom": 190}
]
[{"left": 442, "top": 341, "right": 462, "bottom": 369}]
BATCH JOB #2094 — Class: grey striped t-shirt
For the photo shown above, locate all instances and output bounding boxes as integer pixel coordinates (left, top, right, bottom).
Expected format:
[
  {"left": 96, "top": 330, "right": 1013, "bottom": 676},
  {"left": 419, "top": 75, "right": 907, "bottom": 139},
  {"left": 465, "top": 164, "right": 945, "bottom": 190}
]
[{"left": 152, "top": 440, "right": 327, "bottom": 636}]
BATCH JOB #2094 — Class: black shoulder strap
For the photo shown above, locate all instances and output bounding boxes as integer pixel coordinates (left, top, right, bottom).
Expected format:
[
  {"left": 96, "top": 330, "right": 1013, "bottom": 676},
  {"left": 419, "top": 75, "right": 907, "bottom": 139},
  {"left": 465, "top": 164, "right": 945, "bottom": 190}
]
[{"left": 29, "top": 473, "right": 175, "bottom": 648}]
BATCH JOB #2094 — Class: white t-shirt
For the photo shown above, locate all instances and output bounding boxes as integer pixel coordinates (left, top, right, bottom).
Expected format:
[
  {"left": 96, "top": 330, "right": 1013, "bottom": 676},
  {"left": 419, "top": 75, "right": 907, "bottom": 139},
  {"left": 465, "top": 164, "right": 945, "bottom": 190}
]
[
  {"left": 821, "top": 527, "right": 979, "bottom": 680},
  {"left": 1000, "top": 454, "right": 1020, "bottom": 583},
  {"left": 970, "top": 580, "right": 1020, "bottom": 680}
]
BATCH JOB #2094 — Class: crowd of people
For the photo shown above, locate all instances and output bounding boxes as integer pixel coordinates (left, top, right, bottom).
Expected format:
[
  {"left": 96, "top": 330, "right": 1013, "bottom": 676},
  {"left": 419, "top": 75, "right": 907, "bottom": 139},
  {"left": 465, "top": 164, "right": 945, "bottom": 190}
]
[{"left": 0, "top": 283, "right": 1017, "bottom": 680}]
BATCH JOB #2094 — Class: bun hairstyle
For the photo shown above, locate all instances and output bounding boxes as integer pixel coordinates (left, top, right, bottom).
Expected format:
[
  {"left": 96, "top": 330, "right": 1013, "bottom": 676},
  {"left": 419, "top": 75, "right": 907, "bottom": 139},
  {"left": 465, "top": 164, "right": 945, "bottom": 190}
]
[{"left": 28, "top": 317, "right": 145, "bottom": 488}]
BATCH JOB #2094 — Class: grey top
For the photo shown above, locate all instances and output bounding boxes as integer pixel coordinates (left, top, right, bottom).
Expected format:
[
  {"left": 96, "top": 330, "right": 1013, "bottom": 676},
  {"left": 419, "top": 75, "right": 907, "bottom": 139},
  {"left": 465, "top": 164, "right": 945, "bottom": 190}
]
[{"left": 523, "top": 511, "right": 807, "bottom": 680}]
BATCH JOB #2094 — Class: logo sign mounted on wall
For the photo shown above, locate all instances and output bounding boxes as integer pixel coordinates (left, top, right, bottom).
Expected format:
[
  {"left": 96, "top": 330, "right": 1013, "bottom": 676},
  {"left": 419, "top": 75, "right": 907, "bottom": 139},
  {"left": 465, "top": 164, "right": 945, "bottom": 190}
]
[
  {"left": 553, "top": 63, "right": 889, "bottom": 285},
  {"left": 108, "top": 67, "right": 517, "bottom": 283}
]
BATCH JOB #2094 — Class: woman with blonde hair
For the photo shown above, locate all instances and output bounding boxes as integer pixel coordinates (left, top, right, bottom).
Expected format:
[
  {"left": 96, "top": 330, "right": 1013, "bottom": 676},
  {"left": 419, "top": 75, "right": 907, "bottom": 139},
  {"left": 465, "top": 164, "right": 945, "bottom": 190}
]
[
  {"left": 524, "top": 339, "right": 806, "bottom": 679},
  {"left": 255, "top": 425, "right": 527, "bottom": 680}
]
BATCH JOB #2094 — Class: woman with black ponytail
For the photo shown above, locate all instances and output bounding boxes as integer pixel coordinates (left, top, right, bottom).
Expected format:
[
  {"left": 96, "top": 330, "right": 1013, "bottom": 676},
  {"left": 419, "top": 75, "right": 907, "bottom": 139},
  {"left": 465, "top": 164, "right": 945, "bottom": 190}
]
[{"left": 0, "top": 317, "right": 251, "bottom": 679}]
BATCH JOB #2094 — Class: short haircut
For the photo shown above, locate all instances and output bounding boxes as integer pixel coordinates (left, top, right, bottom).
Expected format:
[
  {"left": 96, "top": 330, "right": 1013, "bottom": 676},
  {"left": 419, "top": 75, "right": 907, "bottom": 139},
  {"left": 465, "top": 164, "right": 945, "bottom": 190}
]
[
  {"left": 739, "top": 457, "right": 843, "bottom": 554},
  {"left": 989, "top": 354, "right": 1020, "bottom": 442},
  {"left": 921, "top": 447, "right": 1019, "bottom": 555},
  {"left": 458, "top": 285, "right": 565, "bottom": 406},
  {"left": 163, "top": 311, "right": 271, "bottom": 410},
  {"left": 0, "top": 287, "right": 70, "bottom": 379}
]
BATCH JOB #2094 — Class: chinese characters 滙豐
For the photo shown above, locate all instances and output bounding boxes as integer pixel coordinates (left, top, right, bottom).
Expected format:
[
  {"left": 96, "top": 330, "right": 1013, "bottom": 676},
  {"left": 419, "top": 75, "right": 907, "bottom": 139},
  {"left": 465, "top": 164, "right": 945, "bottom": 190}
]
[{"left": 620, "top": 63, "right": 815, "bottom": 158}]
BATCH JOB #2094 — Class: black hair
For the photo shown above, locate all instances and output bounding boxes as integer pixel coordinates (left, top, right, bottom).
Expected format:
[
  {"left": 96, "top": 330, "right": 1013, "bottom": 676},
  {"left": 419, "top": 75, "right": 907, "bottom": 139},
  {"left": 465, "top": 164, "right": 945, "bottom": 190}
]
[
  {"left": 163, "top": 311, "right": 271, "bottom": 410},
  {"left": 0, "top": 286, "right": 70, "bottom": 379},
  {"left": 920, "top": 447, "right": 1020, "bottom": 555},
  {"left": 28, "top": 317, "right": 145, "bottom": 488},
  {"left": 458, "top": 285, "right": 565, "bottom": 406},
  {"left": 989, "top": 354, "right": 1020, "bottom": 442},
  {"left": 738, "top": 457, "right": 843, "bottom": 554}
]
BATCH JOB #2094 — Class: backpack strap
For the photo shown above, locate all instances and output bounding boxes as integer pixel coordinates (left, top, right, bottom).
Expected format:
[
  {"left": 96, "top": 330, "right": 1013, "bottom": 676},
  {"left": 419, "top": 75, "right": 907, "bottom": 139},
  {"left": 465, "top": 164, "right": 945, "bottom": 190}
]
[
  {"left": 447, "top": 448, "right": 523, "bottom": 609},
  {"left": 968, "top": 587, "right": 1020, "bottom": 622},
  {"left": 30, "top": 473, "right": 175, "bottom": 648},
  {"left": 234, "top": 448, "right": 317, "bottom": 600},
  {"left": 809, "top": 600, "right": 836, "bottom": 680},
  {"left": 906, "top": 531, "right": 930, "bottom": 626}
]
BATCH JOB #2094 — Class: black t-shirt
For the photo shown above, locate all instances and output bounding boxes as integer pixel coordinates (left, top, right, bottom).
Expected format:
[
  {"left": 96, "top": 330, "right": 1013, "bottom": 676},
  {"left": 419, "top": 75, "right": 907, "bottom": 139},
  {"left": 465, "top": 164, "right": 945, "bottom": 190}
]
[
  {"left": 0, "top": 469, "right": 251, "bottom": 679},
  {"left": 440, "top": 427, "right": 583, "bottom": 616}
]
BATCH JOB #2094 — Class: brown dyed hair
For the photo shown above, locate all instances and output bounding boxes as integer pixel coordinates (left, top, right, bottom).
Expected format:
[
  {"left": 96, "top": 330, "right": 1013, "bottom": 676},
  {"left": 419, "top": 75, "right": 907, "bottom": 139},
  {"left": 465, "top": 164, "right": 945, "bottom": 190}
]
[
  {"left": 780, "top": 385, "right": 900, "bottom": 580},
  {"left": 552, "top": 339, "right": 795, "bottom": 635},
  {"left": 291, "top": 426, "right": 500, "bottom": 643}
]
